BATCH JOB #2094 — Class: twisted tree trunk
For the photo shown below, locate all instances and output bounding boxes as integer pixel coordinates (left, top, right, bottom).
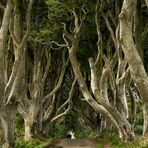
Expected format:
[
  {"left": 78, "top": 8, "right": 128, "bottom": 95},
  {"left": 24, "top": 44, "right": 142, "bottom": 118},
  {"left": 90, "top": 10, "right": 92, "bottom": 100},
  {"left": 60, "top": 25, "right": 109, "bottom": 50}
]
[
  {"left": 119, "top": 0, "right": 148, "bottom": 135},
  {"left": 68, "top": 44, "right": 134, "bottom": 141},
  {"left": 60, "top": 7, "right": 135, "bottom": 141},
  {"left": 0, "top": 0, "right": 16, "bottom": 147}
]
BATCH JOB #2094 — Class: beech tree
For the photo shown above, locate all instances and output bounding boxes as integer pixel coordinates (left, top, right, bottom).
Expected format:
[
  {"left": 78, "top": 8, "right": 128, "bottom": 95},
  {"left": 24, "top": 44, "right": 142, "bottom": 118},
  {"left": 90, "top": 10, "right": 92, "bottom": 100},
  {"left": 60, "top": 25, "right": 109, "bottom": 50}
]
[
  {"left": 0, "top": 0, "right": 34, "bottom": 146},
  {"left": 119, "top": 0, "right": 148, "bottom": 135},
  {"left": 0, "top": 0, "right": 16, "bottom": 147}
]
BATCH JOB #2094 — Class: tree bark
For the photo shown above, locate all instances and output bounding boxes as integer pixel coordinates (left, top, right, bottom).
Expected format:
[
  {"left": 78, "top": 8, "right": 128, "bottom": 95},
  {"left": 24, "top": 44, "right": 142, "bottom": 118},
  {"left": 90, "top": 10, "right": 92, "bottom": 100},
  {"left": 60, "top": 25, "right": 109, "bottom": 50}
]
[
  {"left": 24, "top": 104, "right": 37, "bottom": 141},
  {"left": 1, "top": 105, "right": 17, "bottom": 148},
  {"left": 145, "top": 0, "right": 148, "bottom": 7},
  {"left": 119, "top": 0, "right": 148, "bottom": 135},
  {"left": 116, "top": 70, "right": 128, "bottom": 119},
  {"left": 128, "top": 86, "right": 136, "bottom": 128},
  {"left": 0, "top": 0, "right": 13, "bottom": 106},
  {"left": 0, "top": 0, "right": 16, "bottom": 147},
  {"left": 99, "top": 66, "right": 110, "bottom": 132},
  {"left": 134, "top": 0, "right": 143, "bottom": 61}
]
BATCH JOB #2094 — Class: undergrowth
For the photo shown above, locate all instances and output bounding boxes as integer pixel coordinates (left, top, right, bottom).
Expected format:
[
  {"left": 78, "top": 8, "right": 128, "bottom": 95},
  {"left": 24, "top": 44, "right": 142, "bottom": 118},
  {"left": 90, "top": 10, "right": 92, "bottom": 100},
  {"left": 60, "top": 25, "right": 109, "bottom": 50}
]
[
  {"left": 96, "top": 132, "right": 148, "bottom": 148},
  {"left": 13, "top": 132, "right": 148, "bottom": 148},
  {"left": 15, "top": 138, "right": 52, "bottom": 148}
]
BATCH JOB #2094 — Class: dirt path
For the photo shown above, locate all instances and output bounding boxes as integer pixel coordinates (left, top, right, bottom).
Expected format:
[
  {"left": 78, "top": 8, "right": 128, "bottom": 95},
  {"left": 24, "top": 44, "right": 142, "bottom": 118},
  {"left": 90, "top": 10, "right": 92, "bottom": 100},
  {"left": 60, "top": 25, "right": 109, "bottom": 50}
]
[{"left": 43, "top": 139, "right": 110, "bottom": 148}]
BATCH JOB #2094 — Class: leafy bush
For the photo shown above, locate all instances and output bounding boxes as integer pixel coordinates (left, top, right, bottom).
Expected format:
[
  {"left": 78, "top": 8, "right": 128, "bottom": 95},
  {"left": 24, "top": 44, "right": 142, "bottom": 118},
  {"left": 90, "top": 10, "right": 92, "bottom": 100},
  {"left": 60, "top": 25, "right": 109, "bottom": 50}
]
[
  {"left": 49, "top": 122, "right": 65, "bottom": 138},
  {"left": 134, "top": 125, "right": 143, "bottom": 134},
  {"left": 15, "top": 138, "right": 52, "bottom": 148},
  {"left": 75, "top": 127, "right": 96, "bottom": 139},
  {"left": 15, "top": 139, "right": 37, "bottom": 148},
  {"left": 15, "top": 114, "right": 24, "bottom": 138},
  {"left": 96, "top": 131, "right": 148, "bottom": 148},
  {"left": 134, "top": 103, "right": 143, "bottom": 134}
]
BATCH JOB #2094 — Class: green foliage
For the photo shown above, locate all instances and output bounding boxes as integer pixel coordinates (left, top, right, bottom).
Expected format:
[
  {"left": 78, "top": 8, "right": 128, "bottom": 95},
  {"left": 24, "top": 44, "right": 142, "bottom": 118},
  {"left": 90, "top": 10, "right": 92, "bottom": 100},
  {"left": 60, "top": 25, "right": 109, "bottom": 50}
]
[
  {"left": 97, "top": 131, "right": 122, "bottom": 145},
  {"left": 15, "top": 114, "right": 24, "bottom": 137},
  {"left": 75, "top": 127, "right": 96, "bottom": 139},
  {"left": 96, "top": 132, "right": 148, "bottom": 148},
  {"left": 29, "top": 28, "right": 54, "bottom": 44},
  {"left": 15, "top": 138, "right": 52, "bottom": 148},
  {"left": 64, "top": 111, "right": 80, "bottom": 131},
  {"left": 15, "top": 139, "right": 38, "bottom": 148},
  {"left": 45, "top": 0, "right": 67, "bottom": 22},
  {"left": 135, "top": 125, "right": 143, "bottom": 134},
  {"left": 134, "top": 103, "right": 143, "bottom": 134},
  {"left": 29, "top": 0, "right": 63, "bottom": 44},
  {"left": 49, "top": 122, "right": 65, "bottom": 138}
]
